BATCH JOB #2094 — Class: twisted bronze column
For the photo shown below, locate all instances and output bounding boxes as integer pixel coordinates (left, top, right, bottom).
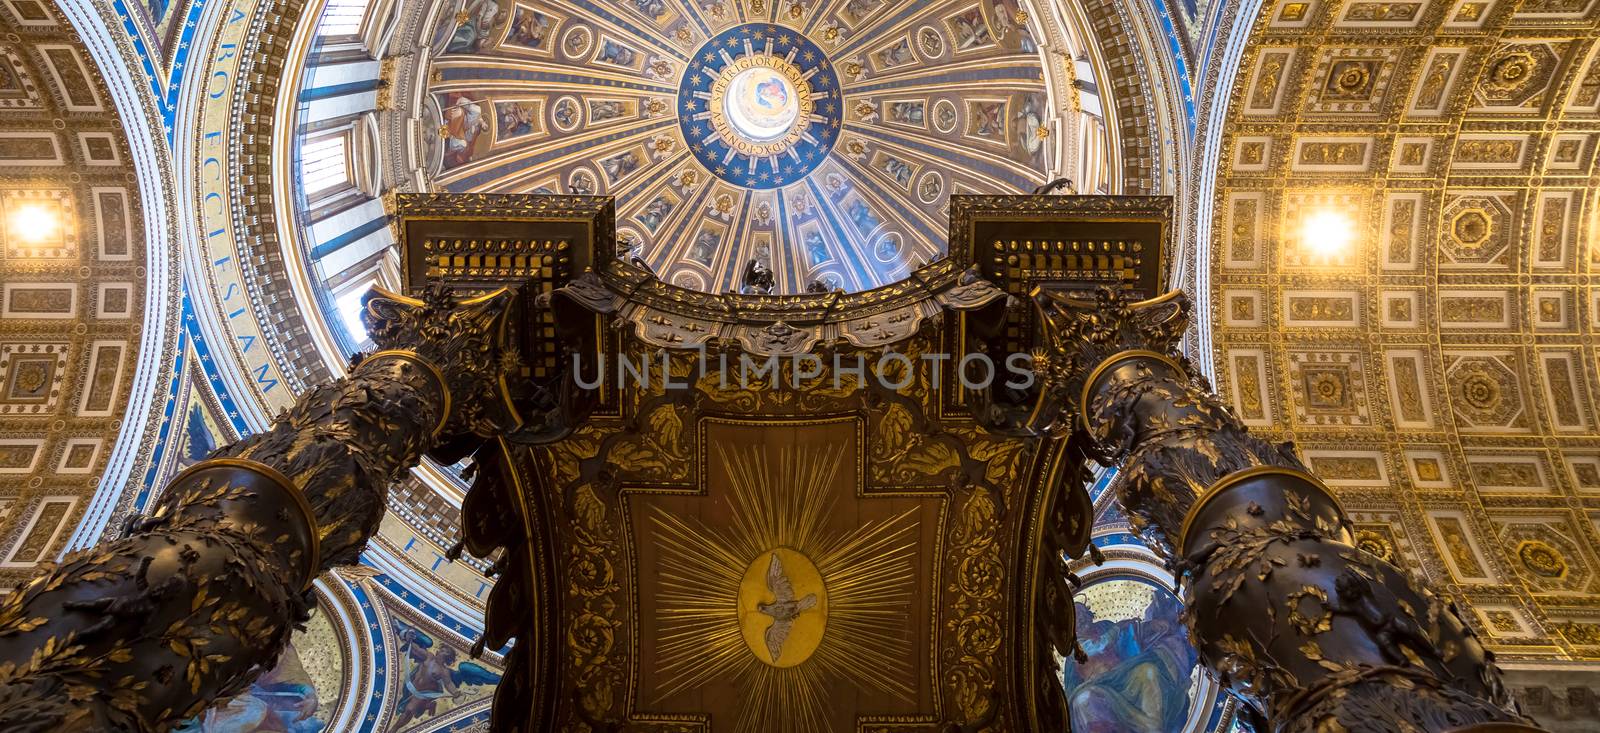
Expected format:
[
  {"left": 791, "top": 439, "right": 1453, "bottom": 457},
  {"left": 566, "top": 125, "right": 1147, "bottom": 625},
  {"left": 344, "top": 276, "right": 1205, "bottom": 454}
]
[
  {"left": 1033, "top": 288, "right": 1538, "bottom": 733},
  {"left": 0, "top": 287, "right": 521, "bottom": 732}
]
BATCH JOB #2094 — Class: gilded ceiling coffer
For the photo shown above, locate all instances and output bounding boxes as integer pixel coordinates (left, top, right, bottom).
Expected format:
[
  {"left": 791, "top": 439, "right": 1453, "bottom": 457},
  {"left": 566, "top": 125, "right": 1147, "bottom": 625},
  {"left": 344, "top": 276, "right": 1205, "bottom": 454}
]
[
  {"left": 1026, "top": 287, "right": 1542, "bottom": 733},
  {"left": 0, "top": 287, "right": 542, "bottom": 731}
]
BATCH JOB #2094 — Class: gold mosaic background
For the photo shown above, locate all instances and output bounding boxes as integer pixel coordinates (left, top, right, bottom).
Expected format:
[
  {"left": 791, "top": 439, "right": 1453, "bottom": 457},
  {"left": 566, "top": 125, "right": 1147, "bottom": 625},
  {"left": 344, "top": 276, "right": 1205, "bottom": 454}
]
[
  {"left": 1209, "top": 0, "right": 1600, "bottom": 660},
  {"left": 0, "top": 2, "right": 147, "bottom": 586}
]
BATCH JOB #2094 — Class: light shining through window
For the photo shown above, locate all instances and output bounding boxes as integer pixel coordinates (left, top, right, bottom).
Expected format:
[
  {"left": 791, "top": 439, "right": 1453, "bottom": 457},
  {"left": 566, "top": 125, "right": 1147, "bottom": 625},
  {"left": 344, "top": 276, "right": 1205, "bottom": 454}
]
[
  {"left": 299, "top": 134, "right": 351, "bottom": 199},
  {"left": 336, "top": 285, "right": 372, "bottom": 343},
  {"left": 317, "top": 0, "right": 370, "bottom": 38}
]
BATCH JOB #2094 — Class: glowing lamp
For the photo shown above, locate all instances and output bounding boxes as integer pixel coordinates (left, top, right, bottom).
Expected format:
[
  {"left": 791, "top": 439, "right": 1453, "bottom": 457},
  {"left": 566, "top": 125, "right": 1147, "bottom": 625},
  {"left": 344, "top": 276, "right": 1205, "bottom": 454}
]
[
  {"left": 8, "top": 203, "right": 61, "bottom": 245},
  {"left": 1300, "top": 209, "right": 1355, "bottom": 259}
]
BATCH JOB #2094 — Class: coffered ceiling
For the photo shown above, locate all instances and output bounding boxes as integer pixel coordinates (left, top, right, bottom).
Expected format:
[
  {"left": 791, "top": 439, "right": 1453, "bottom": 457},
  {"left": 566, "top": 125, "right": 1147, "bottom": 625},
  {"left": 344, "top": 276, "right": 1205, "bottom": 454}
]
[
  {"left": 403, "top": 0, "right": 1091, "bottom": 294},
  {"left": 1205, "top": 0, "right": 1600, "bottom": 661},
  {"left": 0, "top": 1, "right": 157, "bottom": 585}
]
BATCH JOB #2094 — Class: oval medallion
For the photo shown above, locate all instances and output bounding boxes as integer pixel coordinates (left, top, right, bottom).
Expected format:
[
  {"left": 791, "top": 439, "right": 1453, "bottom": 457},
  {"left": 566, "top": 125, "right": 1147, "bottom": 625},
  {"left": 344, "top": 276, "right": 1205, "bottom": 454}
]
[{"left": 738, "top": 547, "right": 828, "bottom": 668}]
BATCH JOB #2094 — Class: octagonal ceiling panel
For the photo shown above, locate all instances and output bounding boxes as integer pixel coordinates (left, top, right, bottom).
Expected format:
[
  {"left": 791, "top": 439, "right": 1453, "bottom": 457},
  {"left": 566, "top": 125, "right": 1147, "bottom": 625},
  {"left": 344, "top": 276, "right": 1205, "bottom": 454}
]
[{"left": 414, "top": 0, "right": 1058, "bottom": 294}]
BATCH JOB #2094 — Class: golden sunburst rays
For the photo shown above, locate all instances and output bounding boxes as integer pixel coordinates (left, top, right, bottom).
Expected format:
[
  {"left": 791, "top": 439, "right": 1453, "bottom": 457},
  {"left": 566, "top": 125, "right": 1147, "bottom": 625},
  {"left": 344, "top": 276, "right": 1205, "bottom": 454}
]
[{"left": 650, "top": 439, "right": 921, "bottom": 732}]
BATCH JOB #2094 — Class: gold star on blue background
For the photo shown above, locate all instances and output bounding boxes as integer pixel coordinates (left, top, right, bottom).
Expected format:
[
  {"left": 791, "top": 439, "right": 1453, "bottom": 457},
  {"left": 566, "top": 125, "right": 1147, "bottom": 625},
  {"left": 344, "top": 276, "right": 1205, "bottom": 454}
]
[{"left": 678, "top": 23, "right": 841, "bottom": 191}]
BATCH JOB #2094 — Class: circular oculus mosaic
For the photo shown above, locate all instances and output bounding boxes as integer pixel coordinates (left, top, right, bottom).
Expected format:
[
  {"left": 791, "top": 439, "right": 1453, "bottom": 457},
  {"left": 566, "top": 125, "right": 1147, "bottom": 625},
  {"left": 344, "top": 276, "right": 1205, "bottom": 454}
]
[
  {"left": 723, "top": 63, "right": 802, "bottom": 143},
  {"left": 679, "top": 23, "right": 841, "bottom": 190}
]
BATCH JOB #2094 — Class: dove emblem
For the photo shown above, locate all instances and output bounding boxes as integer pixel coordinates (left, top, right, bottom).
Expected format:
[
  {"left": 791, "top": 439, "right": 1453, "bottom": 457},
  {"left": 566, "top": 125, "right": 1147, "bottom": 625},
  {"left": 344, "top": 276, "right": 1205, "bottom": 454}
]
[
  {"left": 757, "top": 552, "right": 819, "bottom": 664},
  {"left": 738, "top": 547, "right": 827, "bottom": 667}
]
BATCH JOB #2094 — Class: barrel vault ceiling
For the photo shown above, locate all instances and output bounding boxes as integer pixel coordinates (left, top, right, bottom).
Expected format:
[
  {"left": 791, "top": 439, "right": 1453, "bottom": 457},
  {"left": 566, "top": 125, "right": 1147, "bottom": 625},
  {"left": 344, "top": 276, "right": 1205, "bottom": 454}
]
[
  {"left": 1204, "top": 0, "right": 1600, "bottom": 663},
  {"left": 0, "top": 1, "right": 170, "bottom": 589}
]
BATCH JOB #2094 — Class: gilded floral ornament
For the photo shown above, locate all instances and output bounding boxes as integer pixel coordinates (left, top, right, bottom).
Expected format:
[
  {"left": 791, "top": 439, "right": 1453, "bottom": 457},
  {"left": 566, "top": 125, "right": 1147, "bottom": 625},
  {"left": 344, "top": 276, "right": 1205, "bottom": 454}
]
[
  {"left": 1484, "top": 50, "right": 1537, "bottom": 93},
  {"left": 946, "top": 488, "right": 1005, "bottom": 727},
  {"left": 1287, "top": 585, "right": 1335, "bottom": 636},
  {"left": 1308, "top": 372, "right": 1345, "bottom": 405},
  {"left": 565, "top": 481, "right": 625, "bottom": 726},
  {"left": 1335, "top": 63, "right": 1371, "bottom": 93},
  {"left": 1354, "top": 530, "right": 1395, "bottom": 563},
  {"left": 1451, "top": 209, "right": 1492, "bottom": 250},
  {"left": 1517, "top": 541, "right": 1567, "bottom": 579},
  {"left": 1459, "top": 371, "right": 1502, "bottom": 411}
]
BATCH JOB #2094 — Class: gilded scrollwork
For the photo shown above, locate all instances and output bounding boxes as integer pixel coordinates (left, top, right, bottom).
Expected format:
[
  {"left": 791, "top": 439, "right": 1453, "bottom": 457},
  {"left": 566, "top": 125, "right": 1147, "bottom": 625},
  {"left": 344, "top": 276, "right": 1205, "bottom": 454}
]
[
  {"left": 567, "top": 481, "right": 626, "bottom": 728},
  {"left": 607, "top": 403, "right": 692, "bottom": 483},
  {"left": 944, "top": 488, "right": 1006, "bottom": 729},
  {"left": 872, "top": 404, "right": 963, "bottom": 487},
  {"left": 543, "top": 425, "right": 606, "bottom": 488}
]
